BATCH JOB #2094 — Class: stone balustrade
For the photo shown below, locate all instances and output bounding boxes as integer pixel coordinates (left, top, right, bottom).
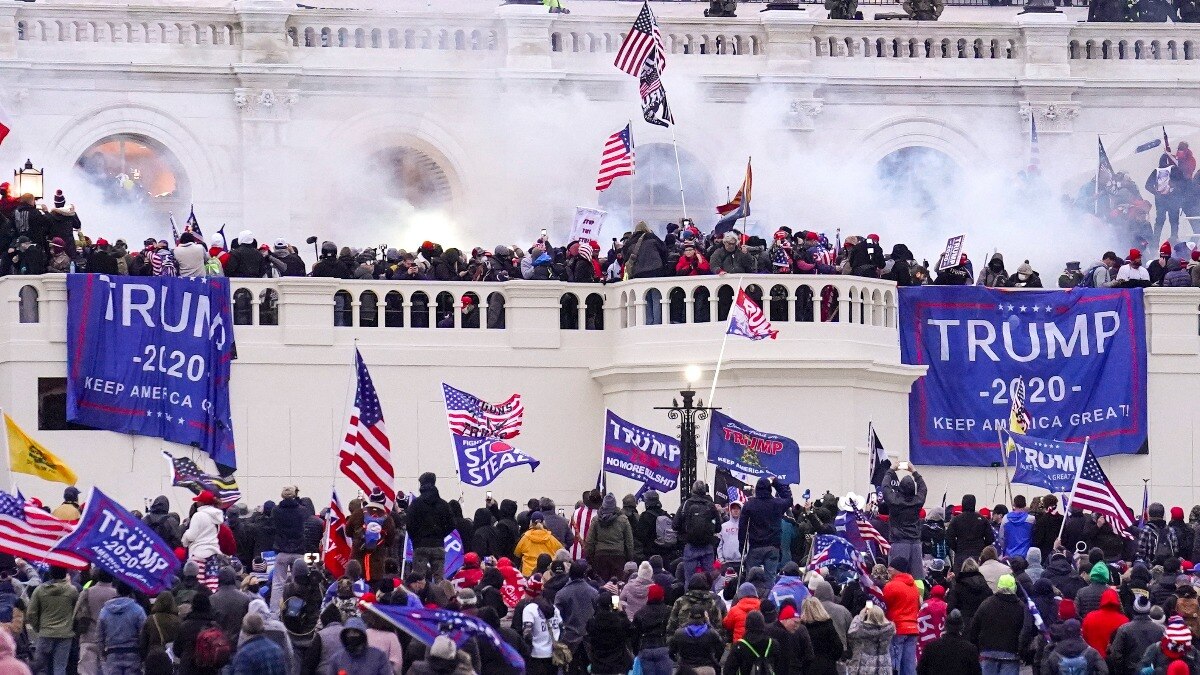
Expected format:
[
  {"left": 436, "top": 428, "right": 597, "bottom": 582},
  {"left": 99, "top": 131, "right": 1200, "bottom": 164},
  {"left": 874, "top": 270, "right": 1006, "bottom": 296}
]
[{"left": 8, "top": 1, "right": 1200, "bottom": 77}]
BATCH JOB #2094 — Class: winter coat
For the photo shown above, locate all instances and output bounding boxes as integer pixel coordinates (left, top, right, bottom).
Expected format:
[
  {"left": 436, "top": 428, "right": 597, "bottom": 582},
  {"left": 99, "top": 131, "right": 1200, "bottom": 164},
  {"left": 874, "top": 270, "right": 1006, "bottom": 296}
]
[
  {"left": 271, "top": 497, "right": 308, "bottom": 555},
  {"left": 669, "top": 623, "right": 725, "bottom": 669},
  {"left": 884, "top": 573, "right": 920, "bottom": 635},
  {"left": 846, "top": 617, "right": 895, "bottom": 674},
  {"left": 584, "top": 509, "right": 634, "bottom": 560},
  {"left": 883, "top": 471, "right": 927, "bottom": 541},
  {"left": 1062, "top": 511, "right": 1098, "bottom": 554},
  {"left": 224, "top": 243, "right": 265, "bottom": 278},
  {"left": 98, "top": 596, "right": 147, "bottom": 651},
  {"left": 947, "top": 506, "right": 995, "bottom": 567},
  {"left": 585, "top": 607, "right": 634, "bottom": 674},
  {"left": 27, "top": 578, "right": 78, "bottom": 639},
  {"left": 75, "top": 581, "right": 118, "bottom": 645},
  {"left": 848, "top": 238, "right": 886, "bottom": 276},
  {"left": 625, "top": 231, "right": 668, "bottom": 279},
  {"left": 673, "top": 490, "right": 720, "bottom": 551},
  {"left": 1076, "top": 581, "right": 1113, "bottom": 620},
  {"left": 918, "top": 631, "right": 982, "bottom": 675},
  {"left": 947, "top": 569, "right": 992, "bottom": 627},
  {"left": 143, "top": 497, "right": 183, "bottom": 549},
  {"left": 967, "top": 592, "right": 1031, "bottom": 656},
  {"left": 513, "top": 528, "right": 562, "bottom": 577},
  {"left": 175, "top": 609, "right": 222, "bottom": 675},
  {"left": 738, "top": 478, "right": 794, "bottom": 550},
  {"left": 980, "top": 559, "right": 1014, "bottom": 592},
  {"left": 1003, "top": 511, "right": 1037, "bottom": 559},
  {"left": 723, "top": 596, "right": 761, "bottom": 642},
  {"left": 1040, "top": 634, "right": 1108, "bottom": 675},
  {"left": 620, "top": 574, "right": 654, "bottom": 621},
  {"left": 667, "top": 588, "right": 725, "bottom": 634},
  {"left": 554, "top": 578, "right": 598, "bottom": 647},
  {"left": 723, "top": 632, "right": 789, "bottom": 675},
  {"left": 1136, "top": 642, "right": 1200, "bottom": 675},
  {"left": 632, "top": 601, "right": 671, "bottom": 652},
  {"left": 977, "top": 253, "right": 1010, "bottom": 287},
  {"left": 328, "top": 644, "right": 393, "bottom": 675},
  {"left": 407, "top": 483, "right": 454, "bottom": 548},
  {"left": 182, "top": 505, "right": 225, "bottom": 560},
  {"left": 140, "top": 593, "right": 181, "bottom": 664},
  {"left": 1082, "top": 589, "right": 1128, "bottom": 655},
  {"left": 1034, "top": 511, "right": 1065, "bottom": 558},
  {"left": 811, "top": 578, "right": 853, "bottom": 649},
  {"left": 709, "top": 245, "right": 754, "bottom": 275},
  {"left": 231, "top": 634, "right": 286, "bottom": 675},
  {"left": 805, "top": 618, "right": 846, "bottom": 675},
  {"left": 1108, "top": 614, "right": 1164, "bottom": 675}
]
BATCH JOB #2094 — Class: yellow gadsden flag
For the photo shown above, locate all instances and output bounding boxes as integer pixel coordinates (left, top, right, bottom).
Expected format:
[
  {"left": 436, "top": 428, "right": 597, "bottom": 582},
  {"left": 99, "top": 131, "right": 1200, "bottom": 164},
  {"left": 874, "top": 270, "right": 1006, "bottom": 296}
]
[{"left": 4, "top": 413, "right": 77, "bottom": 485}]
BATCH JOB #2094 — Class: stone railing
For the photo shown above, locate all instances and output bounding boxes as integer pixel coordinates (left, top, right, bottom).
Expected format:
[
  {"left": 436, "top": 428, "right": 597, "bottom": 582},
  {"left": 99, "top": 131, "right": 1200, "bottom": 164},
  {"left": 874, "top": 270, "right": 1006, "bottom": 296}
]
[{"left": 8, "top": 1, "right": 1200, "bottom": 78}]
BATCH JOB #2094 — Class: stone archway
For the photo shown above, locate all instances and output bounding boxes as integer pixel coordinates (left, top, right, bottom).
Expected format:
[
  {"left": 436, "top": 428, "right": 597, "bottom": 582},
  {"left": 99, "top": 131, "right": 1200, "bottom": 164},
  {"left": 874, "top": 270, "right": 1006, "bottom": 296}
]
[
  {"left": 598, "top": 142, "right": 717, "bottom": 231},
  {"left": 74, "top": 133, "right": 191, "bottom": 221}
]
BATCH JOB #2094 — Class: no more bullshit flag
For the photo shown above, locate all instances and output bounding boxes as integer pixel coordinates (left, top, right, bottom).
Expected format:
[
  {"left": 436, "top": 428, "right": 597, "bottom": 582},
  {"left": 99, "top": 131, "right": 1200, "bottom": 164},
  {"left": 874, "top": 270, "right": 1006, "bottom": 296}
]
[
  {"left": 603, "top": 410, "right": 680, "bottom": 493},
  {"left": 54, "top": 487, "right": 180, "bottom": 595}
]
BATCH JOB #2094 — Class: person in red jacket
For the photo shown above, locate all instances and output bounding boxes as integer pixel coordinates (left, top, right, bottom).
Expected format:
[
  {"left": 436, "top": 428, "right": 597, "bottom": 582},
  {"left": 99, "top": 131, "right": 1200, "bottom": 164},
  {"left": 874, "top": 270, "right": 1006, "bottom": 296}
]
[
  {"left": 723, "top": 582, "right": 762, "bottom": 642},
  {"left": 1081, "top": 587, "right": 1128, "bottom": 656},
  {"left": 675, "top": 243, "right": 711, "bottom": 275},
  {"left": 883, "top": 556, "right": 920, "bottom": 675},
  {"left": 453, "top": 552, "right": 484, "bottom": 589},
  {"left": 917, "top": 584, "right": 948, "bottom": 660}
]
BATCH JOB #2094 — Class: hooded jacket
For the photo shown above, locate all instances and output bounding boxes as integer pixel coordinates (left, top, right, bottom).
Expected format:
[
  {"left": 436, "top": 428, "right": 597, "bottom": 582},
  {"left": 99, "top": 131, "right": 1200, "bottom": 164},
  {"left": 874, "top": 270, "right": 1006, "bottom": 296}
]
[
  {"left": 977, "top": 252, "right": 1009, "bottom": 287},
  {"left": 946, "top": 568, "right": 992, "bottom": 628},
  {"left": 98, "top": 596, "right": 147, "bottom": 651},
  {"left": 738, "top": 478, "right": 794, "bottom": 550},
  {"left": 1081, "top": 588, "right": 1128, "bottom": 655},
  {"left": 538, "top": 499, "right": 573, "bottom": 550},
  {"left": 140, "top": 592, "right": 181, "bottom": 660},
  {"left": 810, "top": 578, "right": 853, "bottom": 649},
  {"left": 674, "top": 485, "right": 721, "bottom": 550},
  {"left": 554, "top": 577, "right": 598, "bottom": 648},
  {"left": 620, "top": 562, "right": 655, "bottom": 620},
  {"left": 584, "top": 494, "right": 634, "bottom": 560},
  {"left": 883, "top": 572, "right": 920, "bottom": 635},
  {"left": 407, "top": 477, "right": 454, "bottom": 548},
  {"left": 947, "top": 496, "right": 995, "bottom": 567},
  {"left": 1074, "top": 562, "right": 1113, "bottom": 618},
  {"left": 143, "top": 496, "right": 182, "bottom": 548},
  {"left": 1061, "top": 510, "right": 1097, "bottom": 554},
  {"left": 27, "top": 578, "right": 79, "bottom": 639},
  {"left": 1042, "top": 620, "right": 1107, "bottom": 675},
  {"left": 513, "top": 527, "right": 563, "bottom": 577},
  {"left": 668, "top": 621, "right": 724, "bottom": 669},
  {"left": 1108, "top": 612, "right": 1164, "bottom": 675},
  {"left": 882, "top": 471, "right": 928, "bottom": 541},
  {"left": 585, "top": 602, "right": 635, "bottom": 673},
  {"left": 1001, "top": 510, "right": 1037, "bottom": 559},
  {"left": 182, "top": 504, "right": 225, "bottom": 560},
  {"left": 637, "top": 491, "right": 671, "bottom": 556},
  {"left": 966, "top": 591, "right": 1031, "bottom": 655},
  {"left": 271, "top": 496, "right": 308, "bottom": 555},
  {"left": 846, "top": 616, "right": 896, "bottom": 674},
  {"left": 667, "top": 576, "right": 725, "bottom": 633}
]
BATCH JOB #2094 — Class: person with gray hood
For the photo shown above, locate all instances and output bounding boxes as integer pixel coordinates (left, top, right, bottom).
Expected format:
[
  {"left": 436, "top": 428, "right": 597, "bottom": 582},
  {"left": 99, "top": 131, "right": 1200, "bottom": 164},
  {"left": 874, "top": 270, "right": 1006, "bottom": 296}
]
[
  {"left": 142, "top": 496, "right": 182, "bottom": 549},
  {"left": 976, "top": 252, "right": 1009, "bottom": 287},
  {"left": 299, "top": 603, "right": 344, "bottom": 675},
  {"left": 209, "top": 566, "right": 251, "bottom": 645},
  {"left": 96, "top": 582, "right": 146, "bottom": 674},
  {"left": 882, "top": 466, "right": 928, "bottom": 581},
  {"left": 808, "top": 576, "right": 852, "bottom": 649},
  {"left": 584, "top": 494, "right": 634, "bottom": 583},
  {"left": 326, "top": 617, "right": 391, "bottom": 675},
  {"left": 538, "top": 497, "right": 573, "bottom": 551},
  {"left": 74, "top": 568, "right": 118, "bottom": 674}
]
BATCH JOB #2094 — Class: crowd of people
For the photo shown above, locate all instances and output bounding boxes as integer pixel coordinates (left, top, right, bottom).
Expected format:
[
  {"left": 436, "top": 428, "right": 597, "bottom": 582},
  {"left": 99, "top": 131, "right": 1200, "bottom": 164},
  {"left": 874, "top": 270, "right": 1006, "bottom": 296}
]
[{"left": 7, "top": 466, "right": 1200, "bottom": 675}]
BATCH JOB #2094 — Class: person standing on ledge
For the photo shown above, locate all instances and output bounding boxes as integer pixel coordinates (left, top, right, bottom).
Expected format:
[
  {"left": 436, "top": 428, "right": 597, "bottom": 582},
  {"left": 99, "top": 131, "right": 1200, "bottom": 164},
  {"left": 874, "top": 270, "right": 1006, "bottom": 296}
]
[{"left": 883, "top": 462, "right": 928, "bottom": 581}]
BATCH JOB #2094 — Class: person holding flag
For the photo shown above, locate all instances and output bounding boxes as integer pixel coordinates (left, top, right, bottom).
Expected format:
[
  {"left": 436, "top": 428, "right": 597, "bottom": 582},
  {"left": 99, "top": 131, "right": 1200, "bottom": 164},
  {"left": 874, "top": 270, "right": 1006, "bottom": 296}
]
[{"left": 346, "top": 489, "right": 397, "bottom": 582}]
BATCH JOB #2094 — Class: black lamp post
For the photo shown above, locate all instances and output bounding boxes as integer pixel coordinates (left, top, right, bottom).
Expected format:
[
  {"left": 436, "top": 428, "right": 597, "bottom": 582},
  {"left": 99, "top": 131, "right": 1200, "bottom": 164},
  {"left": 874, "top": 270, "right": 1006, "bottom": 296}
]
[{"left": 656, "top": 389, "right": 718, "bottom": 493}]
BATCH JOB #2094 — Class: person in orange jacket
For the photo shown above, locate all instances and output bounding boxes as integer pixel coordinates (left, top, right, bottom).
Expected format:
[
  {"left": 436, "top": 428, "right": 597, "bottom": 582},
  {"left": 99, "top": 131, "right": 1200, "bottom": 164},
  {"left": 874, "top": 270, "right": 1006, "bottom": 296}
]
[
  {"left": 883, "top": 556, "right": 921, "bottom": 675},
  {"left": 723, "top": 582, "right": 762, "bottom": 642}
]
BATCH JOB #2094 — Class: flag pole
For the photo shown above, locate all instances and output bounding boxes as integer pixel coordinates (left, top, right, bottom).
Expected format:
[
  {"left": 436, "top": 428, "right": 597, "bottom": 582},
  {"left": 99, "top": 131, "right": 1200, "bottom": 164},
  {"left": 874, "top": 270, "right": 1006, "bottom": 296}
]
[
  {"left": 668, "top": 124, "right": 688, "bottom": 221},
  {"left": 1056, "top": 436, "right": 1090, "bottom": 548},
  {"left": 705, "top": 277, "right": 744, "bottom": 409},
  {"left": 628, "top": 119, "right": 635, "bottom": 230},
  {"left": 996, "top": 428, "right": 1013, "bottom": 506}
]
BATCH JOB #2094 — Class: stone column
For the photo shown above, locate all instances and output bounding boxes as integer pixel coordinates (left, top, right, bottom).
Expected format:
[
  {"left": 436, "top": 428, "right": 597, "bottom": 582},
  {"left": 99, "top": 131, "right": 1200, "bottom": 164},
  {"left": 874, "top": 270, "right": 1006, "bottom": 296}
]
[
  {"left": 0, "top": 3, "right": 17, "bottom": 60},
  {"left": 1016, "top": 12, "right": 1074, "bottom": 79},
  {"left": 234, "top": 0, "right": 294, "bottom": 65},
  {"left": 496, "top": 3, "right": 553, "bottom": 71},
  {"left": 762, "top": 11, "right": 818, "bottom": 74}
]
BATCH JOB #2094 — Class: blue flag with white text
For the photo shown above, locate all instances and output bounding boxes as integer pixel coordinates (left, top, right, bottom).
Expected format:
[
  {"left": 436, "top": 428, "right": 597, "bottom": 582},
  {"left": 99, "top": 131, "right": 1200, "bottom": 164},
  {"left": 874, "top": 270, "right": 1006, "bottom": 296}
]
[
  {"left": 444, "top": 530, "right": 465, "bottom": 578},
  {"left": 899, "top": 287, "right": 1146, "bottom": 466},
  {"left": 452, "top": 435, "right": 540, "bottom": 487},
  {"left": 66, "top": 275, "right": 237, "bottom": 469},
  {"left": 707, "top": 410, "right": 799, "bottom": 484},
  {"left": 603, "top": 410, "right": 680, "bottom": 493},
  {"left": 53, "top": 488, "right": 179, "bottom": 595},
  {"left": 1008, "top": 431, "right": 1085, "bottom": 495},
  {"left": 366, "top": 604, "right": 525, "bottom": 672}
]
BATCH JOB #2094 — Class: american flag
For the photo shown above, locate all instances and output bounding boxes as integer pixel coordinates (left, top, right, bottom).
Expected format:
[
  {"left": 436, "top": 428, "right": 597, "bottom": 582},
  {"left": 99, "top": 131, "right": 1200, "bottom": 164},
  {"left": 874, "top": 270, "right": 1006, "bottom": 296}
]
[
  {"left": 727, "top": 288, "right": 778, "bottom": 341},
  {"left": 857, "top": 512, "right": 891, "bottom": 555},
  {"left": 366, "top": 604, "right": 526, "bottom": 672},
  {"left": 596, "top": 124, "right": 635, "bottom": 192},
  {"left": 185, "top": 205, "right": 202, "bottom": 237},
  {"left": 614, "top": 0, "right": 665, "bottom": 77},
  {"left": 442, "top": 383, "right": 524, "bottom": 439},
  {"left": 1069, "top": 445, "right": 1134, "bottom": 533},
  {"left": 0, "top": 491, "right": 86, "bottom": 569},
  {"left": 808, "top": 534, "right": 886, "bottom": 608},
  {"left": 194, "top": 555, "right": 222, "bottom": 592},
  {"left": 834, "top": 508, "right": 891, "bottom": 556},
  {"left": 639, "top": 57, "right": 674, "bottom": 129},
  {"left": 339, "top": 349, "right": 395, "bottom": 504},
  {"left": 163, "top": 451, "right": 241, "bottom": 508}
]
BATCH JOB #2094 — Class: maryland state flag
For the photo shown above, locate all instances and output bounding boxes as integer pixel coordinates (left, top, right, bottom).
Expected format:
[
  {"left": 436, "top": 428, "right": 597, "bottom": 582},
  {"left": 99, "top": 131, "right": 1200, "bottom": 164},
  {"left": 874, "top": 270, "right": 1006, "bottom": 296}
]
[{"left": 4, "top": 413, "right": 77, "bottom": 485}]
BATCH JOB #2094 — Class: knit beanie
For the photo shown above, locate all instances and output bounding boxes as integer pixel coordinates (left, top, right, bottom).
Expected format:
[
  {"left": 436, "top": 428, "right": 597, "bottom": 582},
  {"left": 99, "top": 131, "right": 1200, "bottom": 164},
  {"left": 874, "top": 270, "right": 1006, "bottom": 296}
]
[{"left": 736, "top": 582, "right": 758, "bottom": 600}]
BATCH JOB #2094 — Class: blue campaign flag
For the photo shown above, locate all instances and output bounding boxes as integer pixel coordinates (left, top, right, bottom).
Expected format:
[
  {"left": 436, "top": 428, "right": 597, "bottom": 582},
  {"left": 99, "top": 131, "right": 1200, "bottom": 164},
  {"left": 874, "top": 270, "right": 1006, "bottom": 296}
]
[
  {"left": 707, "top": 411, "right": 800, "bottom": 484},
  {"left": 366, "top": 604, "right": 525, "bottom": 672},
  {"left": 66, "top": 275, "right": 237, "bottom": 469},
  {"left": 603, "top": 410, "right": 680, "bottom": 493},
  {"left": 444, "top": 530, "right": 465, "bottom": 578},
  {"left": 1008, "top": 431, "right": 1085, "bottom": 495},
  {"left": 808, "top": 534, "right": 859, "bottom": 570},
  {"left": 770, "top": 575, "right": 810, "bottom": 606},
  {"left": 899, "top": 287, "right": 1147, "bottom": 466},
  {"left": 403, "top": 534, "right": 413, "bottom": 564},
  {"left": 452, "top": 435, "right": 540, "bottom": 487},
  {"left": 53, "top": 488, "right": 180, "bottom": 595}
]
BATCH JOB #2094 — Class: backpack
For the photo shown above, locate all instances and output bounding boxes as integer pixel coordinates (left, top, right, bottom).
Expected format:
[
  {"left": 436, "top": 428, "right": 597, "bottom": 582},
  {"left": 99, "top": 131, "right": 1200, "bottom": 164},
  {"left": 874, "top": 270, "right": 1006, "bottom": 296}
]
[
  {"left": 1057, "top": 653, "right": 1089, "bottom": 675},
  {"left": 737, "top": 638, "right": 775, "bottom": 675},
  {"left": 282, "top": 595, "right": 307, "bottom": 627},
  {"left": 1153, "top": 525, "right": 1176, "bottom": 561},
  {"left": 1075, "top": 264, "right": 1105, "bottom": 288},
  {"left": 654, "top": 515, "right": 678, "bottom": 548},
  {"left": 204, "top": 257, "right": 224, "bottom": 277},
  {"left": 193, "top": 623, "right": 232, "bottom": 669},
  {"left": 684, "top": 504, "right": 715, "bottom": 547}
]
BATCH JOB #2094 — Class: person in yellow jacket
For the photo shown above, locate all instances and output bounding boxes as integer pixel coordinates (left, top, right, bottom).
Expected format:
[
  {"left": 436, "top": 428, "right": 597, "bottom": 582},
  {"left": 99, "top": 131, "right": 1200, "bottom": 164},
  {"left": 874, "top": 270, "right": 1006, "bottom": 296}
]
[{"left": 513, "top": 512, "right": 563, "bottom": 577}]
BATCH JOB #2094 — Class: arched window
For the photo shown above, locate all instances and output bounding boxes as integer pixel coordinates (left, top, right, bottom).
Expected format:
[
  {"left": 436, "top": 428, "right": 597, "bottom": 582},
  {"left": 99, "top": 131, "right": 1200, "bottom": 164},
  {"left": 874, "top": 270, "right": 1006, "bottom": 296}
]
[
  {"left": 795, "top": 284, "right": 815, "bottom": 323},
  {"left": 597, "top": 143, "right": 717, "bottom": 231},
  {"left": 18, "top": 285, "right": 38, "bottom": 323},
  {"left": 585, "top": 293, "right": 604, "bottom": 330},
  {"left": 716, "top": 285, "right": 734, "bottom": 321},
  {"left": 258, "top": 289, "right": 278, "bottom": 326},
  {"left": 333, "top": 290, "right": 352, "bottom": 327},
  {"left": 232, "top": 288, "right": 254, "bottom": 325},
  {"left": 874, "top": 147, "right": 961, "bottom": 217},
  {"left": 693, "top": 287, "right": 711, "bottom": 323},
  {"left": 410, "top": 291, "right": 430, "bottom": 328},
  {"left": 668, "top": 287, "right": 686, "bottom": 324},
  {"left": 435, "top": 291, "right": 454, "bottom": 328},
  {"left": 359, "top": 291, "right": 379, "bottom": 327},
  {"left": 487, "top": 292, "right": 506, "bottom": 329},
  {"left": 365, "top": 147, "right": 453, "bottom": 211},
  {"left": 75, "top": 134, "right": 190, "bottom": 223},
  {"left": 462, "top": 292, "right": 481, "bottom": 329},
  {"left": 745, "top": 284, "right": 763, "bottom": 309},
  {"left": 644, "top": 288, "right": 663, "bottom": 326},
  {"left": 769, "top": 284, "right": 789, "bottom": 322},
  {"left": 560, "top": 293, "right": 580, "bottom": 330},
  {"left": 384, "top": 291, "right": 404, "bottom": 327}
]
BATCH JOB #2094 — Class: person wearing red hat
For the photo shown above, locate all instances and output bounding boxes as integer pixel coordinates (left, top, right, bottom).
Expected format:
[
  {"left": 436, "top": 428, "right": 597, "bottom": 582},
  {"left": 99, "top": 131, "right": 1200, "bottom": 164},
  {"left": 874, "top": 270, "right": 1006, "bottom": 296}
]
[
  {"left": 633, "top": 584, "right": 672, "bottom": 675},
  {"left": 1148, "top": 240, "right": 1177, "bottom": 285},
  {"left": 1115, "top": 248, "right": 1151, "bottom": 288},
  {"left": 1168, "top": 507, "right": 1196, "bottom": 561},
  {"left": 849, "top": 232, "right": 885, "bottom": 278},
  {"left": 1140, "top": 616, "right": 1200, "bottom": 674},
  {"left": 182, "top": 490, "right": 224, "bottom": 561},
  {"left": 917, "top": 585, "right": 948, "bottom": 660}
]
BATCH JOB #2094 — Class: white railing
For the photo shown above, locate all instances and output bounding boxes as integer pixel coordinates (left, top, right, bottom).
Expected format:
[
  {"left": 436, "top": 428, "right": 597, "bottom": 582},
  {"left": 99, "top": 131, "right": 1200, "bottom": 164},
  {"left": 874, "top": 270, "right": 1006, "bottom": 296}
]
[
  {"left": 1067, "top": 23, "right": 1200, "bottom": 60},
  {"left": 811, "top": 22, "right": 1021, "bottom": 59},
  {"left": 284, "top": 12, "right": 500, "bottom": 52},
  {"left": 549, "top": 15, "right": 767, "bottom": 57},
  {"left": 15, "top": 8, "right": 241, "bottom": 47}
]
